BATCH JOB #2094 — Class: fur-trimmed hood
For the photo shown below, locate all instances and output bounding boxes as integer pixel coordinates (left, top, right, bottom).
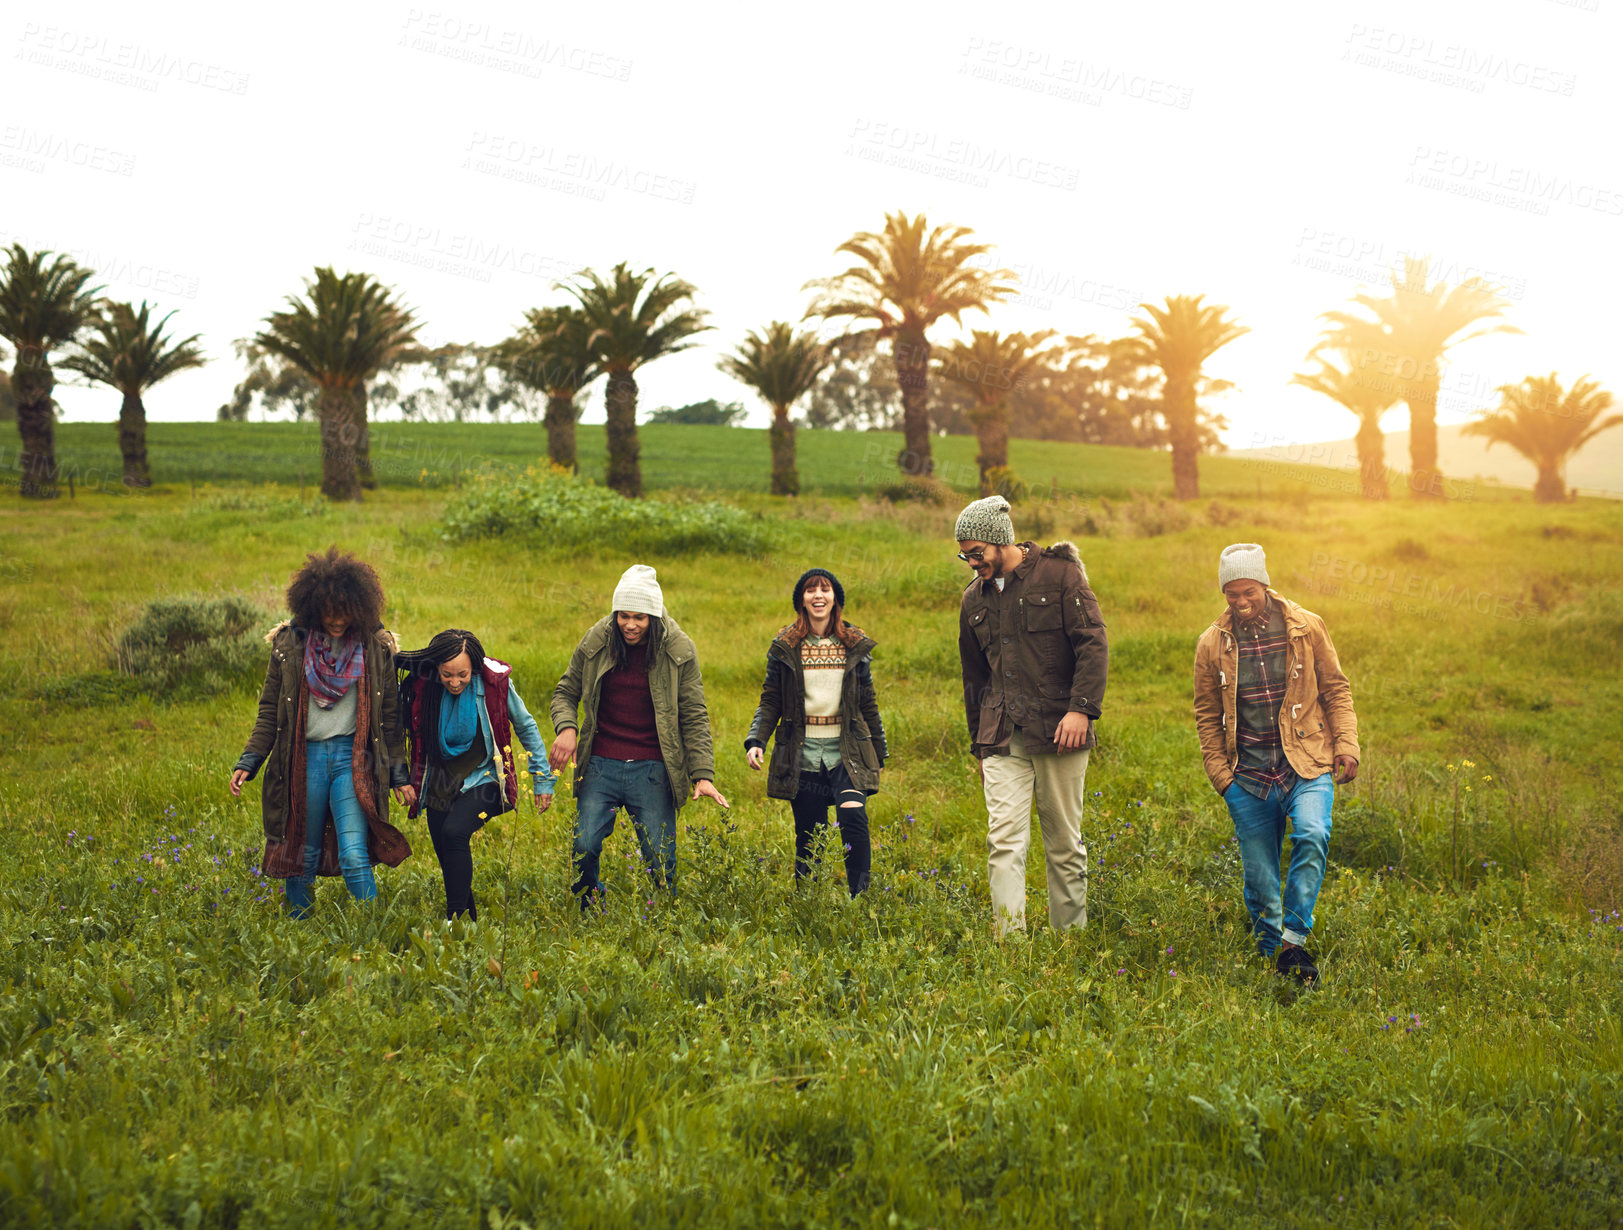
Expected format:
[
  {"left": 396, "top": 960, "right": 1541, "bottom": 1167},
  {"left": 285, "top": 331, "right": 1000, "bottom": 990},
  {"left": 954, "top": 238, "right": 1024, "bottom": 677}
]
[
  {"left": 264, "top": 619, "right": 399, "bottom": 654},
  {"left": 773, "top": 621, "right": 873, "bottom": 652}
]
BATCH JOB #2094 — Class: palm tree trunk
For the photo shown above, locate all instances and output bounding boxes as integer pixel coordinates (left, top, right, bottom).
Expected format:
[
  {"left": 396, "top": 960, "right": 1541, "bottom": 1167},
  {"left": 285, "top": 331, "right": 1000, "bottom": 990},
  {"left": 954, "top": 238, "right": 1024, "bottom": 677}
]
[
  {"left": 318, "top": 384, "right": 363, "bottom": 501},
  {"left": 893, "top": 331, "right": 933, "bottom": 478},
  {"left": 1534, "top": 464, "right": 1566, "bottom": 503},
  {"left": 1405, "top": 372, "right": 1443, "bottom": 499},
  {"left": 604, "top": 369, "right": 641, "bottom": 498},
  {"left": 769, "top": 404, "right": 798, "bottom": 496},
  {"left": 13, "top": 353, "right": 58, "bottom": 499},
  {"left": 545, "top": 392, "right": 578, "bottom": 472},
  {"left": 974, "top": 399, "right": 1010, "bottom": 495},
  {"left": 355, "top": 384, "right": 375, "bottom": 490},
  {"left": 118, "top": 389, "right": 151, "bottom": 488},
  {"left": 1355, "top": 414, "right": 1388, "bottom": 500},
  {"left": 1164, "top": 377, "right": 1200, "bottom": 499}
]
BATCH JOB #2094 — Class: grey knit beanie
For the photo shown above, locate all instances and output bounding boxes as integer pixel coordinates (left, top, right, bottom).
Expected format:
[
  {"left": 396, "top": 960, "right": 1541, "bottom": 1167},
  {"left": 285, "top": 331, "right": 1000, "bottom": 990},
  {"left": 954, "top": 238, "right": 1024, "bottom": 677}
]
[
  {"left": 954, "top": 495, "right": 1015, "bottom": 546},
  {"left": 1218, "top": 543, "right": 1270, "bottom": 590},
  {"left": 612, "top": 564, "right": 665, "bottom": 617}
]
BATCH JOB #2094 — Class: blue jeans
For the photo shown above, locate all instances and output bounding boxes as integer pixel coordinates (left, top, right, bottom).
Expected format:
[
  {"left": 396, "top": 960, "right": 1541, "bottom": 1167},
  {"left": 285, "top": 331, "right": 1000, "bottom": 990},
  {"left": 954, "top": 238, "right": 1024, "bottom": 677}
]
[
  {"left": 573, "top": 755, "right": 677, "bottom": 903},
  {"left": 1223, "top": 773, "right": 1333, "bottom": 955},
  {"left": 286, "top": 735, "right": 377, "bottom": 917}
]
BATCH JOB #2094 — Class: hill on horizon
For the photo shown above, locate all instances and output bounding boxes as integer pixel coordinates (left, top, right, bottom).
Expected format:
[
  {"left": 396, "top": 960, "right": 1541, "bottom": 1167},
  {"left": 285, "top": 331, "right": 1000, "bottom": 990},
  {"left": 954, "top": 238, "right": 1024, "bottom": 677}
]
[{"left": 1230, "top": 421, "right": 1622, "bottom": 499}]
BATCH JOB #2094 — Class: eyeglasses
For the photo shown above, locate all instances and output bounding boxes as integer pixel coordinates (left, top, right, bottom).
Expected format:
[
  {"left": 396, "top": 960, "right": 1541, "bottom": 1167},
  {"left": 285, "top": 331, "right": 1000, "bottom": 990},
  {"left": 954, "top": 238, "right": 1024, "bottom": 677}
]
[{"left": 956, "top": 548, "right": 988, "bottom": 563}]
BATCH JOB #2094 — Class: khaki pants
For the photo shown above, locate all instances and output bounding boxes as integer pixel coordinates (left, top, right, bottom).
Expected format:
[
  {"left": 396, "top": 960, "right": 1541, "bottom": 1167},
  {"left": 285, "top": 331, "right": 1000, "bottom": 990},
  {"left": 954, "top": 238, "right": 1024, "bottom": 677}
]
[{"left": 981, "top": 728, "right": 1089, "bottom": 936}]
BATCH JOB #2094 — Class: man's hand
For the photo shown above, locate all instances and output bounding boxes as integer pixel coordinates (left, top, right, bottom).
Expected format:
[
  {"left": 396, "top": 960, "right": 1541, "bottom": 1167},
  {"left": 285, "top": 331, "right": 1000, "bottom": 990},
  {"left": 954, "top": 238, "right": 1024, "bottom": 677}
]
[
  {"left": 548, "top": 729, "right": 578, "bottom": 772},
  {"left": 1332, "top": 754, "right": 1360, "bottom": 785},
  {"left": 391, "top": 784, "right": 417, "bottom": 809},
  {"left": 745, "top": 747, "right": 765, "bottom": 771},
  {"left": 229, "top": 769, "right": 249, "bottom": 797},
  {"left": 693, "top": 778, "right": 730, "bottom": 809},
  {"left": 535, "top": 793, "right": 553, "bottom": 815},
  {"left": 1055, "top": 711, "right": 1091, "bottom": 752}
]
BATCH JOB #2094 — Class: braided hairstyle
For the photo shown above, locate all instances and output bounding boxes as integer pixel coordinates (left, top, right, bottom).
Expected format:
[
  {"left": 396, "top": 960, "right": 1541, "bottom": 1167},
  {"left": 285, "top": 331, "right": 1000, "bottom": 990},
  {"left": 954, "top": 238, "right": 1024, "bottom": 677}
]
[
  {"left": 396, "top": 630, "right": 488, "bottom": 762},
  {"left": 396, "top": 629, "right": 486, "bottom": 682}
]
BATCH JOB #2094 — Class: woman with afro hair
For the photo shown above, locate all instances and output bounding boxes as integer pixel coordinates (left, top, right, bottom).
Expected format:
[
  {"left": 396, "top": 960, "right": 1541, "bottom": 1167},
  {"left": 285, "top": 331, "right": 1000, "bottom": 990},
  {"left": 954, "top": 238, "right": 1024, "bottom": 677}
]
[
  {"left": 230, "top": 547, "right": 415, "bottom": 916},
  {"left": 395, "top": 629, "right": 558, "bottom": 921}
]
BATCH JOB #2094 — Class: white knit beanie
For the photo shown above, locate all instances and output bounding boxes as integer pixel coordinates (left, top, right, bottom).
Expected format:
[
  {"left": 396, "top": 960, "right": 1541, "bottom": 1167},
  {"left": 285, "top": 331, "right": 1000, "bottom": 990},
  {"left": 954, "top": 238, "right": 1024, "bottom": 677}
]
[
  {"left": 611, "top": 564, "right": 665, "bottom": 617},
  {"left": 1218, "top": 542, "right": 1270, "bottom": 590}
]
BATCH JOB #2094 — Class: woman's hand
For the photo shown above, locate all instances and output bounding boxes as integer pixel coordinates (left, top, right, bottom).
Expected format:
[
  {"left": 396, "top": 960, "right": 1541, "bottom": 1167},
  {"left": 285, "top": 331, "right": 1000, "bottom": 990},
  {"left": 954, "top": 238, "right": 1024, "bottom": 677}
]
[
  {"left": 746, "top": 747, "right": 765, "bottom": 771},
  {"left": 548, "top": 729, "right": 578, "bottom": 772},
  {"left": 692, "top": 779, "right": 730, "bottom": 810},
  {"left": 535, "top": 793, "right": 553, "bottom": 815},
  {"left": 229, "top": 769, "right": 249, "bottom": 797},
  {"left": 392, "top": 784, "right": 417, "bottom": 809}
]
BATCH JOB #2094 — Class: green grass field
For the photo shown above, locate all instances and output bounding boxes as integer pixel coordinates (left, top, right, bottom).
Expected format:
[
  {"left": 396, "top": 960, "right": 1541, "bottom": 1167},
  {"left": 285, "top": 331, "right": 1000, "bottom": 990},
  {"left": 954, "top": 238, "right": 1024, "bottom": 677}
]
[
  {"left": 37, "top": 419, "right": 1534, "bottom": 503},
  {"left": 2, "top": 445, "right": 1620, "bottom": 1227}
]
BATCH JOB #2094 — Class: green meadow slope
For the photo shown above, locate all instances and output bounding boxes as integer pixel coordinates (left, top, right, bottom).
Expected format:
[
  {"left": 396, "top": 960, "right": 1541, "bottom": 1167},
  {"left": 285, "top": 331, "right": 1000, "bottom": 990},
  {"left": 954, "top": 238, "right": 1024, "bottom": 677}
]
[{"left": 0, "top": 458, "right": 1618, "bottom": 1226}]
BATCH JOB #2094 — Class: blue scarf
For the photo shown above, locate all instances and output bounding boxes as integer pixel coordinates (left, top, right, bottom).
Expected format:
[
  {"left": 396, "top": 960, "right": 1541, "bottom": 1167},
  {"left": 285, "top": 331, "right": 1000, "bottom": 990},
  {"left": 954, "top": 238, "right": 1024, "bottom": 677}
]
[{"left": 438, "top": 685, "right": 479, "bottom": 756}]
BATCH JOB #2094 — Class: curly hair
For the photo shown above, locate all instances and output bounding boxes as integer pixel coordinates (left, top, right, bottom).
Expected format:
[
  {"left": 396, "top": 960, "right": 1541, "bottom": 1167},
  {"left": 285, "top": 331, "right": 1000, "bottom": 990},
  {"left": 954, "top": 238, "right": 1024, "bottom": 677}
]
[{"left": 285, "top": 547, "right": 386, "bottom": 633}]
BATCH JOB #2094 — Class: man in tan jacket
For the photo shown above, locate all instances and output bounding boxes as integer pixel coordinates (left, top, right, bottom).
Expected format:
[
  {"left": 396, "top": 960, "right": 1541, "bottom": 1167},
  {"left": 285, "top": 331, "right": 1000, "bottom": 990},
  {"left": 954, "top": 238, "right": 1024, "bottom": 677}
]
[{"left": 1193, "top": 543, "right": 1359, "bottom": 984}]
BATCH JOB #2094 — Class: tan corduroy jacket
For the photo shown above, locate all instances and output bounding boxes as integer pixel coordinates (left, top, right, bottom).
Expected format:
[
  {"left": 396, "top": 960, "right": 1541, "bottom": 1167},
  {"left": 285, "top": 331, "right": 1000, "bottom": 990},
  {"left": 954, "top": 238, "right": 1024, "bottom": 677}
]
[{"left": 1192, "top": 591, "right": 1360, "bottom": 794}]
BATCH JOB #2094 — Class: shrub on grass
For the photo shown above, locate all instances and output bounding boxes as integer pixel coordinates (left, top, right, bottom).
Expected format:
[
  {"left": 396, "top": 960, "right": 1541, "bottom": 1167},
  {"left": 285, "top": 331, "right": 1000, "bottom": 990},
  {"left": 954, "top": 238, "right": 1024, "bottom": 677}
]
[
  {"left": 440, "top": 465, "right": 773, "bottom": 556},
  {"left": 113, "top": 595, "right": 267, "bottom": 698},
  {"left": 875, "top": 476, "right": 954, "bottom": 505}
]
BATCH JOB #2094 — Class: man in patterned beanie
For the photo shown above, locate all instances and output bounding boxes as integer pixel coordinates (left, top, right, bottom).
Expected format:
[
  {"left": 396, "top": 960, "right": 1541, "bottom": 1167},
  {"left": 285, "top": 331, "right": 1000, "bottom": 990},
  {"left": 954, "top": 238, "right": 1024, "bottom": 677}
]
[
  {"left": 1193, "top": 542, "right": 1361, "bottom": 985},
  {"left": 955, "top": 495, "right": 1109, "bottom": 939}
]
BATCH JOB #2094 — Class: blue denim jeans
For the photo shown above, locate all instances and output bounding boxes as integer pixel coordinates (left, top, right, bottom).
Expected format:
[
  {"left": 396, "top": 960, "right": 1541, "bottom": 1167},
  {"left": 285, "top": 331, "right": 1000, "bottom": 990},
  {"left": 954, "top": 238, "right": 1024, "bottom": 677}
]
[
  {"left": 1223, "top": 773, "right": 1333, "bottom": 955},
  {"left": 286, "top": 735, "right": 377, "bottom": 917},
  {"left": 573, "top": 755, "right": 677, "bottom": 904}
]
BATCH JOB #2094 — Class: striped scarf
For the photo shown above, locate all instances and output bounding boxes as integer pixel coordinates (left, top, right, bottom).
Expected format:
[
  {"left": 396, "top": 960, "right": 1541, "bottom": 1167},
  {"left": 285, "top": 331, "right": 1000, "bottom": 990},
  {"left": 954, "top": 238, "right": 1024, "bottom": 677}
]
[{"left": 303, "top": 630, "right": 365, "bottom": 709}]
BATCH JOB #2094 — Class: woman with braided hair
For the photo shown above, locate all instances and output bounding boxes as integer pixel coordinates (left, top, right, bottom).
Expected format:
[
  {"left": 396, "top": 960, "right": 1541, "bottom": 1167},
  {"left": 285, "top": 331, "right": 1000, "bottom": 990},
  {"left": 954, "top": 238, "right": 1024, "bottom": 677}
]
[{"left": 395, "top": 629, "right": 557, "bottom": 921}]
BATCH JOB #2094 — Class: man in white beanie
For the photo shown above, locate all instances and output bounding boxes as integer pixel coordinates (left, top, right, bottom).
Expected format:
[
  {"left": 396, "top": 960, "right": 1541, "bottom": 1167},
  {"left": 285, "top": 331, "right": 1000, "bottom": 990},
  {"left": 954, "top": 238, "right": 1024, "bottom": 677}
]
[
  {"left": 955, "top": 495, "right": 1109, "bottom": 939},
  {"left": 549, "top": 564, "right": 727, "bottom": 909},
  {"left": 1193, "top": 542, "right": 1361, "bottom": 984}
]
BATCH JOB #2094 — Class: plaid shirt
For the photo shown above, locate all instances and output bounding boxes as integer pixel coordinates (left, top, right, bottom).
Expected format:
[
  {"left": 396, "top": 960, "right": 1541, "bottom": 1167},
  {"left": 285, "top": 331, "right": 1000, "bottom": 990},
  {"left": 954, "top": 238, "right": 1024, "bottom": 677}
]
[{"left": 1233, "top": 595, "right": 1296, "bottom": 799}]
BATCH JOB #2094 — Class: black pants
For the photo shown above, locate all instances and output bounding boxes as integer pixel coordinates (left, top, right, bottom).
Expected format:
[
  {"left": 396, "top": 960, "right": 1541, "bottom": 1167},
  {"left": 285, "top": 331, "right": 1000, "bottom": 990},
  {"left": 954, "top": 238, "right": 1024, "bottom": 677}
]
[
  {"left": 790, "top": 761, "right": 870, "bottom": 896},
  {"left": 424, "top": 781, "right": 509, "bottom": 920}
]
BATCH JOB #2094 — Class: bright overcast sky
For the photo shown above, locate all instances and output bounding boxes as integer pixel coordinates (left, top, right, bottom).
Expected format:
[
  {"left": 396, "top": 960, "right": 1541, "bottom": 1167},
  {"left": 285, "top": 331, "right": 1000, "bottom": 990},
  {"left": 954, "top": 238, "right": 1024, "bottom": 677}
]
[{"left": 5, "top": 0, "right": 1619, "bottom": 449}]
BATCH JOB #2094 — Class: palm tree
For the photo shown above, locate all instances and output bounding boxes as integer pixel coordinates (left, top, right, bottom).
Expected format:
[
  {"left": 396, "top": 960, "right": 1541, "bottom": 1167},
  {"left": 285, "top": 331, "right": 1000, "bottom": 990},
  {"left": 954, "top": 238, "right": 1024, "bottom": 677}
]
[
  {"left": 805, "top": 212, "right": 1016, "bottom": 480},
  {"left": 1291, "top": 348, "right": 1399, "bottom": 500},
  {"left": 1320, "top": 257, "right": 1518, "bottom": 499},
  {"left": 1462, "top": 373, "right": 1619, "bottom": 503},
  {"left": 718, "top": 322, "right": 830, "bottom": 496},
  {"left": 0, "top": 244, "right": 101, "bottom": 498},
  {"left": 491, "top": 305, "right": 601, "bottom": 472},
  {"left": 561, "top": 263, "right": 709, "bottom": 498},
  {"left": 255, "top": 268, "right": 420, "bottom": 500},
  {"left": 61, "top": 301, "right": 205, "bottom": 487},
  {"left": 1126, "top": 295, "right": 1249, "bottom": 499},
  {"left": 936, "top": 329, "right": 1057, "bottom": 494}
]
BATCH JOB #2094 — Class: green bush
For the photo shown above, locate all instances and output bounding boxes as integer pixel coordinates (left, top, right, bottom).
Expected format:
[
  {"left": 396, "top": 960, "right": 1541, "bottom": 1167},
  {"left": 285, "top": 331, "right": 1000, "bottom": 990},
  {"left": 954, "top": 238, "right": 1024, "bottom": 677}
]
[
  {"left": 440, "top": 466, "right": 774, "bottom": 555},
  {"left": 982, "top": 466, "right": 1027, "bottom": 502},
  {"left": 113, "top": 595, "right": 267, "bottom": 698},
  {"left": 875, "top": 476, "right": 954, "bottom": 505}
]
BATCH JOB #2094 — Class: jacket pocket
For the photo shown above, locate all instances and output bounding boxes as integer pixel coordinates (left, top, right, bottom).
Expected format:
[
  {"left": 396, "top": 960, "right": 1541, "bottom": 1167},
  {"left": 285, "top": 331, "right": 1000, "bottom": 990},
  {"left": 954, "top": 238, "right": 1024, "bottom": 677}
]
[
  {"left": 1024, "top": 591, "right": 1063, "bottom": 632},
  {"left": 969, "top": 607, "right": 991, "bottom": 648}
]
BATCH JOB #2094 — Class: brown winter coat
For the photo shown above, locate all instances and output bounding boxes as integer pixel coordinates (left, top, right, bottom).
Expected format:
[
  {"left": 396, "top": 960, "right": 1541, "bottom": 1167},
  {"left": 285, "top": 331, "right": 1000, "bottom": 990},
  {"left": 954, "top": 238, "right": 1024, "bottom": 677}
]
[
  {"left": 1192, "top": 590, "right": 1361, "bottom": 794},
  {"left": 744, "top": 623, "right": 887, "bottom": 800},
  {"left": 235, "top": 622, "right": 412, "bottom": 877},
  {"left": 958, "top": 540, "right": 1109, "bottom": 756}
]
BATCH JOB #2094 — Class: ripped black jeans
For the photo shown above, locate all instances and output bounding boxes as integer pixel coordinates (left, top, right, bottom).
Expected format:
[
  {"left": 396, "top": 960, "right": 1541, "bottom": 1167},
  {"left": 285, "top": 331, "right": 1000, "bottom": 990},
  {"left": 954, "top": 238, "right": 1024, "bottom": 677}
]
[{"left": 790, "top": 761, "right": 871, "bottom": 896}]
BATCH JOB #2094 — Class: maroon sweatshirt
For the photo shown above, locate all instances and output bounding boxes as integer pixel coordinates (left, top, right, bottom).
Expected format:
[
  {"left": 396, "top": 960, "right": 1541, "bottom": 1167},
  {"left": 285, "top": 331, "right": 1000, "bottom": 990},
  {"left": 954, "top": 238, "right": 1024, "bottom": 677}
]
[{"left": 592, "top": 642, "right": 662, "bottom": 761}]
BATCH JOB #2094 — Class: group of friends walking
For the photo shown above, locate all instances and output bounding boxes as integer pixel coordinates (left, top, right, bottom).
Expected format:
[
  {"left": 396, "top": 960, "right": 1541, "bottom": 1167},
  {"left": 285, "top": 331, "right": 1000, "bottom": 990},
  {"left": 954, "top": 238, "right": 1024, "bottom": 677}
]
[{"left": 230, "top": 495, "right": 1360, "bottom": 984}]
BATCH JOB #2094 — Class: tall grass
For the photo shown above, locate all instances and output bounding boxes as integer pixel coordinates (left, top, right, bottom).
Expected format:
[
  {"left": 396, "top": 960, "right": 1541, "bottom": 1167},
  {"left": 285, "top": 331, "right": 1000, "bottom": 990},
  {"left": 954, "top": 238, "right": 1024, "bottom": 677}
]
[{"left": 1, "top": 483, "right": 1619, "bottom": 1226}]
